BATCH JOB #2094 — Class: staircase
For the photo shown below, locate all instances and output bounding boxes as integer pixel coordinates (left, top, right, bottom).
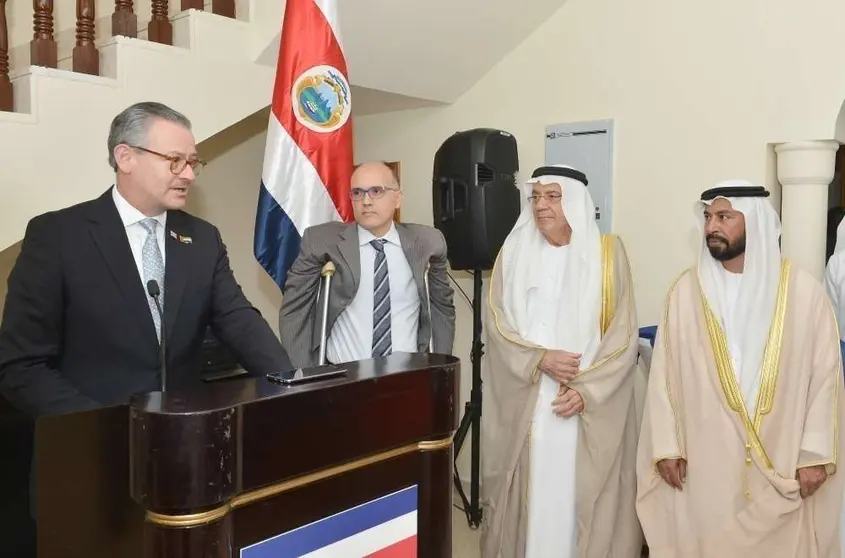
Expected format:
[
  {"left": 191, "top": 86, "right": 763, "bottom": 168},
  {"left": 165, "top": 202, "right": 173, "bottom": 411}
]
[
  {"left": 0, "top": 0, "right": 574, "bottom": 252},
  {"left": 0, "top": 0, "right": 288, "bottom": 251}
]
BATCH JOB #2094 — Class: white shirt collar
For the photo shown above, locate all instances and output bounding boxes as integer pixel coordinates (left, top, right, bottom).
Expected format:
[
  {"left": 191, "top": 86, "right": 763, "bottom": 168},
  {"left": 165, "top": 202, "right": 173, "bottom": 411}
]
[
  {"left": 112, "top": 185, "right": 167, "bottom": 229},
  {"left": 358, "top": 222, "right": 401, "bottom": 247}
]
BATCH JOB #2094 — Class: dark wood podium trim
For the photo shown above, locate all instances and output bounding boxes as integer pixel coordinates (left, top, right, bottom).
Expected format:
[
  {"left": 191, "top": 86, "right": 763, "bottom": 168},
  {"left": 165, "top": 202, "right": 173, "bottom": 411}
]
[
  {"left": 145, "top": 433, "right": 454, "bottom": 528},
  {"left": 34, "top": 354, "right": 458, "bottom": 557},
  {"left": 146, "top": 505, "right": 231, "bottom": 528}
]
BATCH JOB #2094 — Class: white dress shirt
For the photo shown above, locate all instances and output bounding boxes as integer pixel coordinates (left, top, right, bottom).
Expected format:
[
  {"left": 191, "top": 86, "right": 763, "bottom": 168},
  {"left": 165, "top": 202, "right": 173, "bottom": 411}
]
[
  {"left": 112, "top": 186, "right": 167, "bottom": 289},
  {"left": 721, "top": 269, "right": 743, "bottom": 380},
  {"left": 326, "top": 224, "right": 420, "bottom": 363}
]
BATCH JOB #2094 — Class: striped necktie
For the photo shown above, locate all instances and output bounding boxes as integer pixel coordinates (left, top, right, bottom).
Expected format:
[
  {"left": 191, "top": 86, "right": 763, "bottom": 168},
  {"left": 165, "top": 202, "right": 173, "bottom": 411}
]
[
  {"left": 140, "top": 218, "right": 165, "bottom": 341},
  {"left": 371, "top": 239, "right": 392, "bottom": 357}
]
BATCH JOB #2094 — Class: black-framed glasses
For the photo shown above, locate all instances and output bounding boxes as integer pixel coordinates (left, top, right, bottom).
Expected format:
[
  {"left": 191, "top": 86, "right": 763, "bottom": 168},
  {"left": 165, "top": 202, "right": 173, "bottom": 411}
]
[
  {"left": 129, "top": 145, "right": 207, "bottom": 176},
  {"left": 350, "top": 186, "right": 399, "bottom": 201},
  {"left": 527, "top": 192, "right": 563, "bottom": 204}
]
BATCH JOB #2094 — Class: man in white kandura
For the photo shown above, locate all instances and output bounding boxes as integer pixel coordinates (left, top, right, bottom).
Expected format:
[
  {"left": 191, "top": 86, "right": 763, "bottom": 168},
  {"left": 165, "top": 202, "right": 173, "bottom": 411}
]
[
  {"left": 822, "top": 204, "right": 845, "bottom": 558},
  {"left": 637, "top": 181, "right": 845, "bottom": 557},
  {"left": 480, "top": 164, "right": 643, "bottom": 558},
  {"left": 824, "top": 215, "right": 845, "bottom": 340}
]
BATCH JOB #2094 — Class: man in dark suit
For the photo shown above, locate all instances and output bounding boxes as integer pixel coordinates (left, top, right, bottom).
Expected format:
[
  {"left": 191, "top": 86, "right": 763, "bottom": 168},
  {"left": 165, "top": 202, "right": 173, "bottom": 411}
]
[
  {"left": 0, "top": 101, "right": 293, "bottom": 418},
  {"left": 279, "top": 161, "right": 456, "bottom": 368}
]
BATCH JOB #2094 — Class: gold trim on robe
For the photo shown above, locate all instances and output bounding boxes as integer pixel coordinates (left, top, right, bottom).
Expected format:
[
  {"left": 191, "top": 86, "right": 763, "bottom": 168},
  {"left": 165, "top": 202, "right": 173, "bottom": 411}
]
[
  {"left": 700, "top": 259, "right": 790, "bottom": 495},
  {"left": 600, "top": 234, "right": 615, "bottom": 337},
  {"left": 651, "top": 269, "right": 692, "bottom": 470},
  {"left": 487, "top": 234, "right": 620, "bottom": 382}
]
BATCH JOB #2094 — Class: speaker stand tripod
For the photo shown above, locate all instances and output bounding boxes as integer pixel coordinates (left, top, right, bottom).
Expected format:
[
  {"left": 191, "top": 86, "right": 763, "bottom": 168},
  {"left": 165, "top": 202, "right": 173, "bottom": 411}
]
[{"left": 453, "top": 269, "right": 484, "bottom": 529}]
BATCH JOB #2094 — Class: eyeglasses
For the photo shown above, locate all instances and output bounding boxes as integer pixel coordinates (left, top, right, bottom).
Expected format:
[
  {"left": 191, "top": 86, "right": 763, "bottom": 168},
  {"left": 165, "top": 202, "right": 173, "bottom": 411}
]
[
  {"left": 129, "top": 145, "right": 207, "bottom": 176},
  {"left": 349, "top": 186, "right": 399, "bottom": 201},
  {"left": 527, "top": 192, "right": 563, "bottom": 204}
]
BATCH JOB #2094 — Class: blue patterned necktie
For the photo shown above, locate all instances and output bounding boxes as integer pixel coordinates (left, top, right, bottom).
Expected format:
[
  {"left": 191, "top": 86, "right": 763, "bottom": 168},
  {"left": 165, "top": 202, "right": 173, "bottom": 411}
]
[
  {"left": 140, "top": 218, "right": 165, "bottom": 341},
  {"left": 371, "top": 239, "right": 392, "bottom": 357}
]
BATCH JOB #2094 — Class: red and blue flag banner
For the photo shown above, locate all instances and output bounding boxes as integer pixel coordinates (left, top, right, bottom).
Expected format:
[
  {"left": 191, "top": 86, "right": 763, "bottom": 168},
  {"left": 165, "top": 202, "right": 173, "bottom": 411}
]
[
  {"left": 254, "top": 0, "right": 354, "bottom": 290},
  {"left": 240, "top": 485, "right": 418, "bottom": 557}
]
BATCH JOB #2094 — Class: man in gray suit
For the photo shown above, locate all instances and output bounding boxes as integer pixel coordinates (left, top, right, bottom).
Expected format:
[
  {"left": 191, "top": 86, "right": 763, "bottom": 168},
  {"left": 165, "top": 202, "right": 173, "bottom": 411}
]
[{"left": 279, "top": 161, "right": 456, "bottom": 367}]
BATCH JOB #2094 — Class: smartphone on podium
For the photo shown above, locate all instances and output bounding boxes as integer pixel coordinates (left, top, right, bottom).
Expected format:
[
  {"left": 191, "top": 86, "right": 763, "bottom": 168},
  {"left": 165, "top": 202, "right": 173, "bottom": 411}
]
[{"left": 266, "top": 365, "right": 347, "bottom": 386}]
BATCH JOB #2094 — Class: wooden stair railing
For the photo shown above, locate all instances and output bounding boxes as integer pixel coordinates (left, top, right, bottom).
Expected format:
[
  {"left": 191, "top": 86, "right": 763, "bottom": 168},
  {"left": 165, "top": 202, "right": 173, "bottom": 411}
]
[
  {"left": 31, "top": 0, "right": 58, "bottom": 68},
  {"left": 73, "top": 0, "right": 98, "bottom": 75},
  {"left": 182, "top": 0, "right": 235, "bottom": 18},
  {"left": 148, "top": 0, "right": 172, "bottom": 46},
  {"left": 212, "top": 0, "right": 235, "bottom": 18},
  {"left": 0, "top": 0, "right": 244, "bottom": 113},
  {"left": 0, "top": 0, "right": 11, "bottom": 111},
  {"left": 113, "top": 0, "right": 138, "bottom": 39}
]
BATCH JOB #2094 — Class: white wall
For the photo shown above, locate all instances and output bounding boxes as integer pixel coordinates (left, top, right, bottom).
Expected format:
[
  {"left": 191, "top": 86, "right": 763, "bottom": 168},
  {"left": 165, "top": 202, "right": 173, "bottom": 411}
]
[
  {"left": 185, "top": 111, "right": 479, "bottom": 477},
  {"left": 352, "top": 0, "right": 845, "bottom": 328},
  {"left": 7, "top": 0, "right": 845, "bottom": 483},
  {"left": 187, "top": 108, "right": 283, "bottom": 334},
  {"left": 177, "top": 0, "right": 845, "bottom": 481},
  {"left": 349, "top": 0, "right": 845, "bottom": 481},
  {"left": 0, "top": 243, "right": 21, "bottom": 320},
  {"left": 0, "top": 10, "right": 280, "bottom": 252},
  {"left": 0, "top": 109, "right": 280, "bottom": 331}
]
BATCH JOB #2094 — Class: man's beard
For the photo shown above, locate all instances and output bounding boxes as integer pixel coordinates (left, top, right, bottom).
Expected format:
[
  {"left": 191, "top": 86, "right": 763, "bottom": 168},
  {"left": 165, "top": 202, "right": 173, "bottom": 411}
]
[{"left": 706, "top": 232, "right": 746, "bottom": 261}]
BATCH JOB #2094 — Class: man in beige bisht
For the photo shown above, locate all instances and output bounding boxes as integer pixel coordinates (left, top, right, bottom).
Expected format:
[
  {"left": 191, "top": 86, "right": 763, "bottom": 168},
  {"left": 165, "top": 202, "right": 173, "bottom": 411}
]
[
  {"left": 637, "top": 180, "right": 845, "bottom": 557},
  {"left": 480, "top": 164, "right": 643, "bottom": 558}
]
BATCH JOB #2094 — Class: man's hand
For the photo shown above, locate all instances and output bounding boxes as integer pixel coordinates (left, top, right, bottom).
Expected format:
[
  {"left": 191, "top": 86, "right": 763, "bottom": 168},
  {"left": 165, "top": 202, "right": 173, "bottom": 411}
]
[
  {"left": 796, "top": 465, "right": 828, "bottom": 499},
  {"left": 539, "top": 350, "right": 581, "bottom": 384},
  {"left": 552, "top": 387, "right": 584, "bottom": 418},
  {"left": 657, "top": 458, "right": 687, "bottom": 490}
]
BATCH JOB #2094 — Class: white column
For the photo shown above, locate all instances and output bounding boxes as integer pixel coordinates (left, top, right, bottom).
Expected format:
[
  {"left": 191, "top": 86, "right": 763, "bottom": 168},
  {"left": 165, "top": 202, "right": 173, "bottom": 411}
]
[{"left": 775, "top": 140, "right": 839, "bottom": 280}]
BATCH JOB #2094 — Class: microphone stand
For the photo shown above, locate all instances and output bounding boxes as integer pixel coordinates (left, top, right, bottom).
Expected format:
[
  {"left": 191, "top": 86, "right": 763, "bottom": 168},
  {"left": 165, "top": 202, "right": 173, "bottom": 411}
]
[{"left": 146, "top": 280, "right": 167, "bottom": 392}]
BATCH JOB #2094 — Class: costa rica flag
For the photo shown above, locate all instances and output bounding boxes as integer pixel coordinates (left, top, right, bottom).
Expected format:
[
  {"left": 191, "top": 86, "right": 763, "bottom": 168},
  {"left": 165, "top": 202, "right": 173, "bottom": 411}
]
[{"left": 254, "top": 0, "right": 354, "bottom": 291}]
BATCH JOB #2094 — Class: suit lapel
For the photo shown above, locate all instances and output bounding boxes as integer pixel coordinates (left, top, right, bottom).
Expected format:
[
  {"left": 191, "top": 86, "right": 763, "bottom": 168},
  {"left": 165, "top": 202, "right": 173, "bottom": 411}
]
[
  {"left": 397, "top": 224, "right": 427, "bottom": 299},
  {"left": 397, "top": 225, "right": 430, "bottom": 350},
  {"left": 311, "top": 224, "right": 360, "bottom": 352},
  {"left": 86, "top": 189, "right": 158, "bottom": 344},
  {"left": 163, "top": 211, "right": 192, "bottom": 344},
  {"left": 338, "top": 223, "right": 361, "bottom": 294}
]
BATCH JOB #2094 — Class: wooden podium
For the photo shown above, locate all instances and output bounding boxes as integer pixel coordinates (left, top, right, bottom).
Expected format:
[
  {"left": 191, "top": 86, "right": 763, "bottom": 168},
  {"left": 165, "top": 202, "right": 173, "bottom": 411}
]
[{"left": 33, "top": 353, "right": 459, "bottom": 557}]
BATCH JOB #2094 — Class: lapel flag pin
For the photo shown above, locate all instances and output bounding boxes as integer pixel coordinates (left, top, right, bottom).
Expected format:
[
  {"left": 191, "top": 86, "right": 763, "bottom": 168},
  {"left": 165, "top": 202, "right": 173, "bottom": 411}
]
[{"left": 169, "top": 230, "right": 177, "bottom": 239}]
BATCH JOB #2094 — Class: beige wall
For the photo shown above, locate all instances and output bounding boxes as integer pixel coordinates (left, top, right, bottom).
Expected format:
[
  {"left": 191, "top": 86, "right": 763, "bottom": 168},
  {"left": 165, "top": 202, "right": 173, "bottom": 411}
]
[
  {"left": 186, "top": 110, "right": 480, "bottom": 476},
  {"left": 0, "top": 109, "right": 280, "bottom": 332},
  {"left": 353, "top": 0, "right": 845, "bottom": 328},
  {"left": 7, "top": 0, "right": 845, "bottom": 480},
  {"left": 348, "top": 0, "right": 845, "bottom": 478},
  {"left": 190, "top": 108, "right": 283, "bottom": 334},
  {"left": 0, "top": 243, "right": 22, "bottom": 319}
]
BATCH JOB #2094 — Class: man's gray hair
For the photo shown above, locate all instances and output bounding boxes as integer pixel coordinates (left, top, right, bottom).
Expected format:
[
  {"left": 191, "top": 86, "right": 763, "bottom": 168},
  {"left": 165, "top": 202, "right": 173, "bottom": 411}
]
[{"left": 107, "top": 102, "right": 192, "bottom": 170}]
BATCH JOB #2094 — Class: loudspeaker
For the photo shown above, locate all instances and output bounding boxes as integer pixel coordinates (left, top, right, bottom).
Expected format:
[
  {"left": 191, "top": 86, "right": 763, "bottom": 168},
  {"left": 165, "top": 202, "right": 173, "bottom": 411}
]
[{"left": 432, "top": 128, "right": 520, "bottom": 271}]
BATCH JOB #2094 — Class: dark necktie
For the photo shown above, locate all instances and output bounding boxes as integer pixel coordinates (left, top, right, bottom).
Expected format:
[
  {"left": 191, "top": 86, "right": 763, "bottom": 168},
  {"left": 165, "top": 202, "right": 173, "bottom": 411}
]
[{"left": 371, "top": 239, "right": 392, "bottom": 357}]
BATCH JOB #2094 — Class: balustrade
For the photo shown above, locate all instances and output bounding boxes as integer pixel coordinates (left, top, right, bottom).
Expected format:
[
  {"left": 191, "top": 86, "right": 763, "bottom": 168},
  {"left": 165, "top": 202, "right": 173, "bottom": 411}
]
[
  {"left": 148, "top": 0, "right": 172, "bottom": 45},
  {"left": 113, "top": 0, "right": 138, "bottom": 38},
  {"left": 213, "top": 0, "right": 235, "bottom": 18},
  {"left": 73, "top": 0, "right": 97, "bottom": 75},
  {"left": 0, "top": 0, "right": 243, "bottom": 106},
  {"left": 31, "top": 0, "right": 57, "bottom": 68}
]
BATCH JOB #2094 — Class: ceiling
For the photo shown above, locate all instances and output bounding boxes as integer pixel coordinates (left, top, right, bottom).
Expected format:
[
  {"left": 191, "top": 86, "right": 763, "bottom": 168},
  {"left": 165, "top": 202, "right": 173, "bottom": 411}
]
[
  {"left": 255, "top": 0, "right": 568, "bottom": 111},
  {"left": 350, "top": 86, "right": 444, "bottom": 116}
]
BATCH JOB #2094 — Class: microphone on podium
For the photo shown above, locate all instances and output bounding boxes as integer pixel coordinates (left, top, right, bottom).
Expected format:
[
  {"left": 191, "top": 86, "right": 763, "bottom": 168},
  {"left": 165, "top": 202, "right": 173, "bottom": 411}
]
[{"left": 146, "top": 279, "right": 167, "bottom": 392}]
